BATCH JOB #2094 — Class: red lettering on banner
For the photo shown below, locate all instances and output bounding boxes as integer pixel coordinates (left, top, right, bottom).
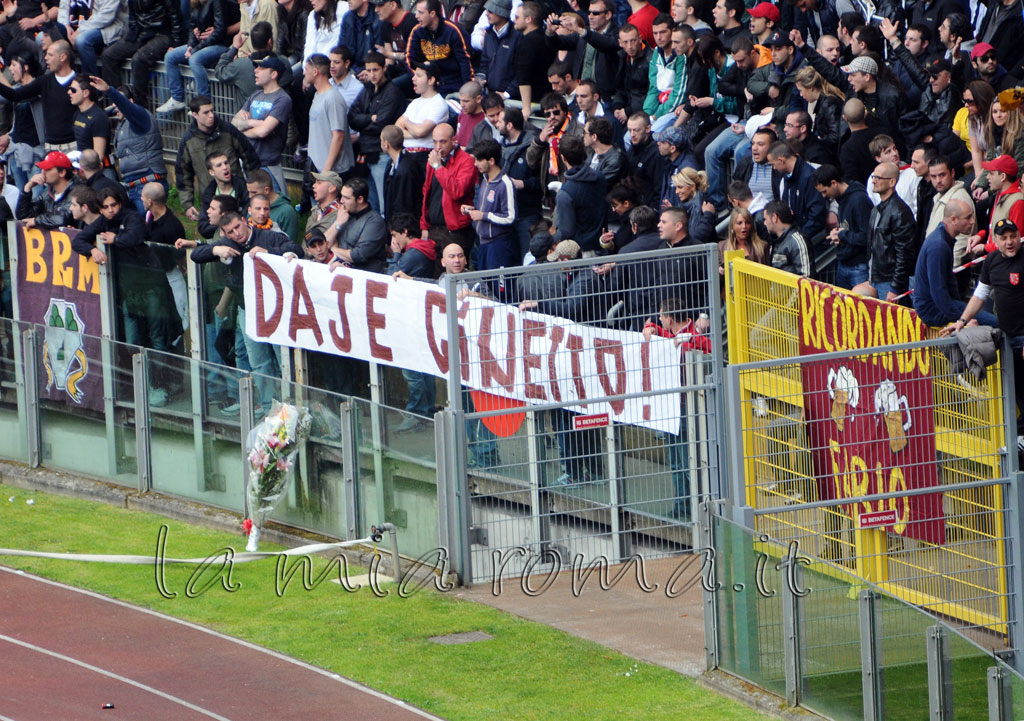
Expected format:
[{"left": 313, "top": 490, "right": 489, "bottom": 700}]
[
  {"left": 547, "top": 324, "right": 564, "bottom": 402},
  {"left": 521, "top": 319, "right": 547, "bottom": 400},
  {"left": 566, "top": 333, "right": 587, "bottom": 406},
  {"left": 328, "top": 275, "right": 354, "bottom": 353},
  {"left": 477, "top": 307, "right": 516, "bottom": 393},
  {"left": 457, "top": 301, "right": 470, "bottom": 382},
  {"left": 640, "top": 340, "right": 652, "bottom": 420},
  {"left": 594, "top": 339, "right": 627, "bottom": 414},
  {"left": 424, "top": 290, "right": 448, "bottom": 373},
  {"left": 365, "top": 281, "right": 393, "bottom": 361},
  {"left": 288, "top": 265, "right": 324, "bottom": 345},
  {"left": 253, "top": 255, "right": 283, "bottom": 336}
]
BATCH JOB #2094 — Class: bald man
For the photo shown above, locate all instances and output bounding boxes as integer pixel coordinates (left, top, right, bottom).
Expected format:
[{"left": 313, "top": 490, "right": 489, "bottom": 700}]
[
  {"left": 915, "top": 198, "right": 998, "bottom": 327},
  {"left": 420, "top": 123, "right": 479, "bottom": 261},
  {"left": 868, "top": 161, "right": 916, "bottom": 301},
  {"left": 455, "top": 81, "right": 485, "bottom": 148}
]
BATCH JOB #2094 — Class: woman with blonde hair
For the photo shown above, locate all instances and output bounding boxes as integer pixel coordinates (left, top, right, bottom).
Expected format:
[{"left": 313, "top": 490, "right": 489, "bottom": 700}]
[
  {"left": 719, "top": 208, "right": 769, "bottom": 268},
  {"left": 794, "top": 66, "right": 844, "bottom": 152},
  {"left": 972, "top": 93, "right": 1024, "bottom": 200},
  {"left": 672, "top": 167, "right": 716, "bottom": 244}
]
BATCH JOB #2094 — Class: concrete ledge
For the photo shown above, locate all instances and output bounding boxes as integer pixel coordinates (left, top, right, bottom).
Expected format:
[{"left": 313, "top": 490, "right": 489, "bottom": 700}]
[{"left": 699, "top": 670, "right": 829, "bottom": 721}]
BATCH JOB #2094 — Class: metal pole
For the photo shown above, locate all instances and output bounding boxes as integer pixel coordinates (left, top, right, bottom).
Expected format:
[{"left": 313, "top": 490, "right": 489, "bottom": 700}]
[
  {"left": 859, "top": 590, "right": 885, "bottom": 721},
  {"left": 988, "top": 666, "right": 1012, "bottom": 721},
  {"left": 526, "top": 409, "right": 551, "bottom": 559},
  {"left": 240, "top": 376, "right": 254, "bottom": 518},
  {"left": 341, "top": 400, "right": 359, "bottom": 539},
  {"left": 781, "top": 553, "right": 803, "bottom": 708},
  {"left": 444, "top": 279, "right": 472, "bottom": 584},
  {"left": 22, "top": 328, "right": 40, "bottom": 468},
  {"left": 927, "top": 625, "right": 953, "bottom": 720},
  {"left": 606, "top": 421, "right": 625, "bottom": 560},
  {"left": 724, "top": 364, "right": 755, "bottom": 528},
  {"left": 700, "top": 501, "right": 719, "bottom": 671},
  {"left": 998, "top": 335, "right": 1024, "bottom": 671},
  {"left": 706, "top": 245, "right": 729, "bottom": 498},
  {"left": 133, "top": 352, "right": 151, "bottom": 493}
]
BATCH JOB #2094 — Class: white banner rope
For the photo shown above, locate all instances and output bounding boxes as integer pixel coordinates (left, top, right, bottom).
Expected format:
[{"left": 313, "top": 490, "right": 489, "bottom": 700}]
[{"left": 0, "top": 535, "right": 379, "bottom": 565}]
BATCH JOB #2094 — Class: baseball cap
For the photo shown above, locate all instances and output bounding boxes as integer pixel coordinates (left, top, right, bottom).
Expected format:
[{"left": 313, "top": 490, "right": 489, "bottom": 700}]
[
  {"left": 765, "top": 30, "right": 793, "bottom": 48},
  {"left": 547, "top": 239, "right": 581, "bottom": 262},
  {"left": 37, "top": 151, "right": 72, "bottom": 170},
  {"left": 982, "top": 154, "right": 1019, "bottom": 177},
  {"left": 654, "top": 126, "right": 686, "bottom": 148},
  {"left": 842, "top": 56, "right": 878, "bottom": 75},
  {"left": 971, "top": 42, "right": 996, "bottom": 60},
  {"left": 312, "top": 171, "right": 345, "bottom": 191},
  {"left": 749, "top": 2, "right": 780, "bottom": 23},
  {"left": 994, "top": 218, "right": 1019, "bottom": 236},
  {"left": 256, "top": 55, "right": 287, "bottom": 77},
  {"left": 483, "top": 0, "right": 512, "bottom": 18},
  {"left": 926, "top": 57, "right": 952, "bottom": 76},
  {"left": 305, "top": 227, "right": 329, "bottom": 245}
]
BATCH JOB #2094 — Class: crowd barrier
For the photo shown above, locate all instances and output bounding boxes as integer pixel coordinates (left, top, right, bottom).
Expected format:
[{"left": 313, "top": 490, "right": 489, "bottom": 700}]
[{"left": 703, "top": 504, "right": 1024, "bottom": 721}]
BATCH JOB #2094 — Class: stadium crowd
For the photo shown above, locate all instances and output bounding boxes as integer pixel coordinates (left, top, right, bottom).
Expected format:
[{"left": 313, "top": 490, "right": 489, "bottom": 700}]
[{"left": 1, "top": 0, "right": 1024, "bottom": 442}]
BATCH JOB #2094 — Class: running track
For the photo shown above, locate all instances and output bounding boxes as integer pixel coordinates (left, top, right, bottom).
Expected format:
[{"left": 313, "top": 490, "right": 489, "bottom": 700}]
[{"left": 0, "top": 566, "right": 445, "bottom": 721}]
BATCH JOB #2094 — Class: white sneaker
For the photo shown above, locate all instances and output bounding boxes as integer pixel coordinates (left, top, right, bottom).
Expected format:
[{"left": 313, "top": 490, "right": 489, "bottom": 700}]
[
  {"left": 1017, "top": 435, "right": 1024, "bottom": 454},
  {"left": 156, "top": 98, "right": 186, "bottom": 114}
]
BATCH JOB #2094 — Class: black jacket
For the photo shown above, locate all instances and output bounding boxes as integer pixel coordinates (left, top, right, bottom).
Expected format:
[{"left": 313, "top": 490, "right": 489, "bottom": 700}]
[
  {"left": 128, "top": 0, "right": 182, "bottom": 45},
  {"left": 17, "top": 181, "right": 76, "bottom": 229},
  {"left": 71, "top": 206, "right": 163, "bottom": 283},
  {"left": 277, "top": 0, "right": 310, "bottom": 65},
  {"left": 625, "top": 135, "right": 664, "bottom": 208},
  {"left": 892, "top": 43, "right": 962, "bottom": 128},
  {"left": 187, "top": 0, "right": 228, "bottom": 50},
  {"left": 197, "top": 176, "right": 250, "bottom": 239},
  {"left": 977, "top": 0, "right": 1024, "bottom": 75},
  {"left": 501, "top": 126, "right": 542, "bottom": 219},
  {"left": 383, "top": 151, "right": 425, "bottom": 219},
  {"left": 716, "top": 54, "right": 756, "bottom": 119},
  {"left": 348, "top": 79, "right": 405, "bottom": 157},
  {"left": 611, "top": 46, "right": 652, "bottom": 118},
  {"left": 833, "top": 181, "right": 873, "bottom": 266},
  {"left": 190, "top": 227, "right": 302, "bottom": 301},
  {"left": 869, "top": 192, "right": 917, "bottom": 292},
  {"left": 547, "top": 22, "right": 621, "bottom": 100},
  {"left": 773, "top": 156, "right": 828, "bottom": 241},
  {"left": 810, "top": 94, "right": 842, "bottom": 155}
]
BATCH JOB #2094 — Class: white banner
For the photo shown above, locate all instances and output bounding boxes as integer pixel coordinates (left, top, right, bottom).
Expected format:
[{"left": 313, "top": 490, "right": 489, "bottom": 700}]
[{"left": 243, "top": 254, "right": 683, "bottom": 433}]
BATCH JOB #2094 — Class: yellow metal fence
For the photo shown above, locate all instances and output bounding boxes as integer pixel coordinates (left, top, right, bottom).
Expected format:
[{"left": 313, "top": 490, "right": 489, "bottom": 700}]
[{"left": 725, "top": 253, "right": 1011, "bottom": 638}]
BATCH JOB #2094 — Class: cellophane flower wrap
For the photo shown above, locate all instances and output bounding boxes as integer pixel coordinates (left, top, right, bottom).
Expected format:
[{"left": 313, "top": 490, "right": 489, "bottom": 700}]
[{"left": 243, "top": 400, "right": 312, "bottom": 551}]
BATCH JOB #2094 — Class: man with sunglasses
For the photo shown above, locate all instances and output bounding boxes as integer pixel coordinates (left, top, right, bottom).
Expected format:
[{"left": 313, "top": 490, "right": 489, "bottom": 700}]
[
  {"left": 17, "top": 151, "right": 77, "bottom": 229},
  {"left": 526, "top": 93, "right": 583, "bottom": 198},
  {"left": 543, "top": 1, "right": 619, "bottom": 101},
  {"left": 970, "top": 42, "right": 1018, "bottom": 92}
]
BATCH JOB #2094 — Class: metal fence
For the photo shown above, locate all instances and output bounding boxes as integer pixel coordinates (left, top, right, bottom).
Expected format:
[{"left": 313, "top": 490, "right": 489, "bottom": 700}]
[
  {"left": 704, "top": 505, "right": 1024, "bottom": 721},
  {"left": 434, "top": 245, "right": 727, "bottom": 584}
]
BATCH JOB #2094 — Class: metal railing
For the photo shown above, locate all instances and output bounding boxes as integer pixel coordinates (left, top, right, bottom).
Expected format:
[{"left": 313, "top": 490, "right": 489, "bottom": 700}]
[{"left": 704, "top": 505, "right": 1024, "bottom": 720}]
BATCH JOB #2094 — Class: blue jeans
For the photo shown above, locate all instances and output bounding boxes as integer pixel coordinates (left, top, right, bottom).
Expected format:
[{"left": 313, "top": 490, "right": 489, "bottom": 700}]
[
  {"left": 165, "top": 44, "right": 228, "bottom": 101},
  {"left": 125, "top": 175, "right": 168, "bottom": 215},
  {"left": 366, "top": 154, "right": 389, "bottom": 214},
  {"left": 462, "top": 388, "right": 498, "bottom": 466},
  {"left": 236, "top": 305, "right": 280, "bottom": 408},
  {"left": 204, "top": 314, "right": 234, "bottom": 402},
  {"left": 705, "top": 127, "right": 746, "bottom": 209},
  {"left": 75, "top": 28, "right": 106, "bottom": 76},
  {"left": 402, "top": 369, "right": 436, "bottom": 417},
  {"left": 515, "top": 214, "right": 540, "bottom": 262},
  {"left": 836, "top": 262, "right": 869, "bottom": 290},
  {"left": 661, "top": 430, "right": 690, "bottom": 518}
]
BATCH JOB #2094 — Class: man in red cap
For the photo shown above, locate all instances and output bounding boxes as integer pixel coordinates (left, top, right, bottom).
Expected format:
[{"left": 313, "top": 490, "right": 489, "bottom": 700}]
[
  {"left": 970, "top": 42, "right": 1019, "bottom": 92},
  {"left": 748, "top": 2, "right": 778, "bottom": 46},
  {"left": 967, "top": 155, "right": 1024, "bottom": 253},
  {"left": 16, "top": 151, "right": 78, "bottom": 229}
]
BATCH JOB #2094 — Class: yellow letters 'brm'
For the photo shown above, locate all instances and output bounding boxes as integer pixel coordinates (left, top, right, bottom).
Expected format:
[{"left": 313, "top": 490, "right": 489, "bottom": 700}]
[
  {"left": 22, "top": 227, "right": 100, "bottom": 295},
  {"left": 799, "top": 280, "right": 929, "bottom": 376}
]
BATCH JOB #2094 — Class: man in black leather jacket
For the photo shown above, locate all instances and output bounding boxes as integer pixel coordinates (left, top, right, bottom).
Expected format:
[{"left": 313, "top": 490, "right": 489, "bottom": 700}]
[
  {"left": 16, "top": 151, "right": 77, "bottom": 229},
  {"left": 868, "top": 161, "right": 917, "bottom": 301}
]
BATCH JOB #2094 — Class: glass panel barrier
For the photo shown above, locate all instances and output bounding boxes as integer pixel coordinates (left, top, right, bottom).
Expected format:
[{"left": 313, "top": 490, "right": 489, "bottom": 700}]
[{"left": 0, "top": 318, "right": 28, "bottom": 463}]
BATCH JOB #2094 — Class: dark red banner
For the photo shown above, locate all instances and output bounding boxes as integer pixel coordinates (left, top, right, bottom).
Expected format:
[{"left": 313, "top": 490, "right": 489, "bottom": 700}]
[
  {"left": 16, "top": 223, "right": 104, "bottom": 412},
  {"left": 798, "top": 279, "right": 945, "bottom": 545}
]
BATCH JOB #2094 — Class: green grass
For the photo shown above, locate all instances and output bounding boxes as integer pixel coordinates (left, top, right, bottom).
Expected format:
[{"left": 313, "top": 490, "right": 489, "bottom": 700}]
[{"left": 0, "top": 484, "right": 772, "bottom": 721}]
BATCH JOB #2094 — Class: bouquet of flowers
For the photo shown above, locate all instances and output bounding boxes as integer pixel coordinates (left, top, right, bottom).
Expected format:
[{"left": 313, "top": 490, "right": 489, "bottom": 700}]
[{"left": 243, "top": 400, "right": 312, "bottom": 552}]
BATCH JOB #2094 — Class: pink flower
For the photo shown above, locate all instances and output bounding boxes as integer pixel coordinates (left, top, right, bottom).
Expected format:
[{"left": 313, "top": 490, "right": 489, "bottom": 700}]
[{"left": 242, "top": 518, "right": 253, "bottom": 536}]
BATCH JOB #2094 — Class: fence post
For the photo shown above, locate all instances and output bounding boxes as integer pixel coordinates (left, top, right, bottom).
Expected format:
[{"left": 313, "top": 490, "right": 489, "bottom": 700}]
[
  {"left": 133, "top": 352, "right": 152, "bottom": 493},
  {"left": 700, "top": 501, "right": 719, "bottom": 671},
  {"left": 239, "top": 376, "right": 255, "bottom": 518},
  {"left": 859, "top": 589, "right": 885, "bottom": 721},
  {"left": 22, "top": 327, "right": 40, "bottom": 468},
  {"left": 606, "top": 421, "right": 626, "bottom": 559},
  {"left": 706, "top": 244, "right": 729, "bottom": 497},
  {"left": 927, "top": 625, "right": 953, "bottom": 720},
  {"left": 443, "top": 278, "right": 472, "bottom": 585},
  {"left": 435, "top": 408, "right": 470, "bottom": 583},
  {"left": 340, "top": 399, "right": 359, "bottom": 540},
  {"left": 723, "top": 364, "right": 754, "bottom": 528},
  {"left": 997, "top": 336, "right": 1024, "bottom": 672},
  {"left": 781, "top": 553, "right": 804, "bottom": 707},
  {"left": 988, "top": 666, "right": 1012, "bottom": 721}
]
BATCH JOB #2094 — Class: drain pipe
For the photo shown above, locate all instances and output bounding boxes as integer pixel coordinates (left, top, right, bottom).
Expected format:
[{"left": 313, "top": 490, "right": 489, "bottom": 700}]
[{"left": 370, "top": 523, "right": 401, "bottom": 580}]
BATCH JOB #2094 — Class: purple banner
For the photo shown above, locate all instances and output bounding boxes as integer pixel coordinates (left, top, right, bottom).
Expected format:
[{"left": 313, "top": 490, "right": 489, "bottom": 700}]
[{"left": 16, "top": 223, "right": 104, "bottom": 412}]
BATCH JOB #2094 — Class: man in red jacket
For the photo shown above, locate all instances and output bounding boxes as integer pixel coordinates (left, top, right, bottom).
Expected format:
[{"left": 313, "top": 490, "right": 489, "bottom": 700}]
[
  {"left": 967, "top": 155, "right": 1024, "bottom": 257},
  {"left": 420, "top": 122, "right": 479, "bottom": 260}
]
